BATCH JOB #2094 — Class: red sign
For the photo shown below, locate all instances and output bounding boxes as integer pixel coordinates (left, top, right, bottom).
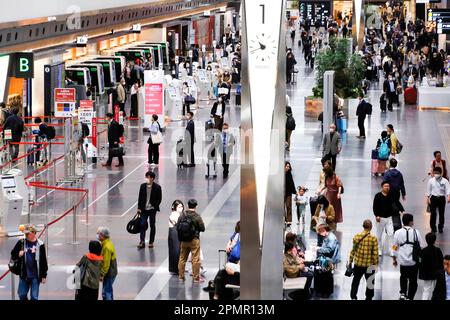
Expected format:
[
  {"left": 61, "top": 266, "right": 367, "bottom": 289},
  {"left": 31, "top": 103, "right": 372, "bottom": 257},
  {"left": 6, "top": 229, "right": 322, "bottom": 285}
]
[
  {"left": 54, "top": 88, "right": 76, "bottom": 102},
  {"left": 80, "top": 100, "right": 94, "bottom": 110},
  {"left": 145, "top": 83, "right": 163, "bottom": 115},
  {"left": 92, "top": 117, "right": 97, "bottom": 149},
  {"left": 114, "top": 105, "right": 119, "bottom": 122}
]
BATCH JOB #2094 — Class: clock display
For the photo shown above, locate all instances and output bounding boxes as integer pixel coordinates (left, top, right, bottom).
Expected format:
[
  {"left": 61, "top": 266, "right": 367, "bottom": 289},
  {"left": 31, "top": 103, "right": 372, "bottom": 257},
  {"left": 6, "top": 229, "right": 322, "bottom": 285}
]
[{"left": 248, "top": 32, "right": 277, "bottom": 63}]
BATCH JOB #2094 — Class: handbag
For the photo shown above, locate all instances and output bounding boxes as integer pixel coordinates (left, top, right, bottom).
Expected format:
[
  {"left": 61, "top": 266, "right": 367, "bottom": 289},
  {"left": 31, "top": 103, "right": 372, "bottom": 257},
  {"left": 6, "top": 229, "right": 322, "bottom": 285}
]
[
  {"left": 345, "top": 233, "right": 370, "bottom": 277},
  {"left": 110, "top": 146, "right": 125, "bottom": 157},
  {"left": 150, "top": 131, "right": 163, "bottom": 144},
  {"left": 185, "top": 95, "right": 196, "bottom": 104},
  {"left": 126, "top": 212, "right": 147, "bottom": 234}
]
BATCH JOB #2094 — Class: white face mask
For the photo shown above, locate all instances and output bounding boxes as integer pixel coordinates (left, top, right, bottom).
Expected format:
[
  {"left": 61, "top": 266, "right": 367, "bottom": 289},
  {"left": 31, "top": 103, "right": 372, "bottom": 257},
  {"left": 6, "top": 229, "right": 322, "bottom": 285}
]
[
  {"left": 329, "top": 129, "right": 335, "bottom": 133},
  {"left": 176, "top": 207, "right": 183, "bottom": 213},
  {"left": 434, "top": 174, "right": 441, "bottom": 179}
]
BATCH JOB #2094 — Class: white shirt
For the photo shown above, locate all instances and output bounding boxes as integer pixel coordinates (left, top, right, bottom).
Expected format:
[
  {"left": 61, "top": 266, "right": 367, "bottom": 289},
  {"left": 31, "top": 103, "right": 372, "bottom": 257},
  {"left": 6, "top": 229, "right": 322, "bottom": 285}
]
[
  {"left": 427, "top": 177, "right": 450, "bottom": 197},
  {"left": 393, "top": 227, "right": 425, "bottom": 266},
  {"left": 169, "top": 211, "right": 180, "bottom": 228}
]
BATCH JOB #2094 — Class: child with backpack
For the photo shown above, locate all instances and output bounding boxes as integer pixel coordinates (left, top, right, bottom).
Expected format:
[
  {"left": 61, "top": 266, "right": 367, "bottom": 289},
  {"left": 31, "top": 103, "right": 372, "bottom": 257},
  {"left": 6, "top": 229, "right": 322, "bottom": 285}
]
[{"left": 375, "top": 130, "right": 391, "bottom": 176}]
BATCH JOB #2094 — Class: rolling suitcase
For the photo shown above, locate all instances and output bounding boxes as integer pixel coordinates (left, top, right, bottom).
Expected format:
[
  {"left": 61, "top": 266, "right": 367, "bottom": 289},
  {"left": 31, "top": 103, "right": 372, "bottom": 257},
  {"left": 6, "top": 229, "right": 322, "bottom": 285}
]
[
  {"left": 27, "top": 147, "right": 35, "bottom": 165},
  {"left": 205, "top": 160, "right": 217, "bottom": 179},
  {"left": 176, "top": 138, "right": 186, "bottom": 168},
  {"left": 205, "top": 119, "right": 214, "bottom": 142},
  {"left": 404, "top": 87, "right": 417, "bottom": 105},
  {"left": 371, "top": 149, "right": 379, "bottom": 175},
  {"left": 380, "top": 94, "right": 387, "bottom": 112},
  {"left": 313, "top": 268, "right": 334, "bottom": 298}
]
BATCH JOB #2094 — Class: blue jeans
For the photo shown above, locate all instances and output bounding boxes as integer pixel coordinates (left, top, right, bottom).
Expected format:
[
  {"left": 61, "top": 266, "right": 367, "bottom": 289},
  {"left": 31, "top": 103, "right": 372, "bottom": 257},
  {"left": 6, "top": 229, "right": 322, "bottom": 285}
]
[
  {"left": 18, "top": 278, "right": 40, "bottom": 300},
  {"left": 102, "top": 276, "right": 116, "bottom": 300}
]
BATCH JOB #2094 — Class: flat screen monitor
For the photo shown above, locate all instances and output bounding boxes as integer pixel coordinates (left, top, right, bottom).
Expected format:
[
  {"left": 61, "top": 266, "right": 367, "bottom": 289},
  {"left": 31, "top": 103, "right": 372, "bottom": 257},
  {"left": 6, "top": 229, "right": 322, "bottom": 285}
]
[{"left": 2, "top": 176, "right": 16, "bottom": 189}]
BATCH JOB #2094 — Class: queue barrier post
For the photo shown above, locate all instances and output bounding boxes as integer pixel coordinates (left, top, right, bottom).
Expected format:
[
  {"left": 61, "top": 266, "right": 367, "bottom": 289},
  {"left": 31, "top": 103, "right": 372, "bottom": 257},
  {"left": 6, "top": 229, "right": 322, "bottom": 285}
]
[
  {"left": 10, "top": 273, "right": 15, "bottom": 300},
  {"left": 71, "top": 205, "right": 79, "bottom": 245}
]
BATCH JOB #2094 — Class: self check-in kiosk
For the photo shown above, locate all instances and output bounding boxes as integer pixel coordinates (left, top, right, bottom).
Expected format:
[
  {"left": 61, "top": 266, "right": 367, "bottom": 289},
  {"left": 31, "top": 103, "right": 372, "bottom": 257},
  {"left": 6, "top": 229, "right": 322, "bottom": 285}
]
[
  {"left": 0, "top": 169, "right": 28, "bottom": 236},
  {"left": 196, "top": 69, "right": 210, "bottom": 101}
]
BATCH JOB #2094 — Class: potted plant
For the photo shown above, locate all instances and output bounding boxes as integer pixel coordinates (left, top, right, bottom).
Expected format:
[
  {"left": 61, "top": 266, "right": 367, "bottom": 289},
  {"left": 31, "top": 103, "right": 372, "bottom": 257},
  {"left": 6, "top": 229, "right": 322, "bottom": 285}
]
[{"left": 312, "top": 37, "right": 366, "bottom": 119}]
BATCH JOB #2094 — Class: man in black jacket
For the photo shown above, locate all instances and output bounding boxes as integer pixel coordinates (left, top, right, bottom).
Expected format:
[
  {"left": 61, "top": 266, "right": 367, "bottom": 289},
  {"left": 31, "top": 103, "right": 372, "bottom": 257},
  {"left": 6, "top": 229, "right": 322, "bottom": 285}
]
[
  {"left": 373, "top": 181, "right": 395, "bottom": 256},
  {"left": 3, "top": 107, "right": 25, "bottom": 162},
  {"left": 102, "top": 113, "right": 124, "bottom": 167},
  {"left": 383, "top": 158, "right": 406, "bottom": 213},
  {"left": 185, "top": 112, "right": 196, "bottom": 167},
  {"left": 432, "top": 255, "right": 450, "bottom": 300},
  {"left": 10, "top": 224, "right": 48, "bottom": 300},
  {"left": 383, "top": 74, "right": 398, "bottom": 111},
  {"left": 137, "top": 171, "right": 162, "bottom": 249},
  {"left": 210, "top": 96, "right": 226, "bottom": 131},
  {"left": 355, "top": 92, "right": 371, "bottom": 139}
]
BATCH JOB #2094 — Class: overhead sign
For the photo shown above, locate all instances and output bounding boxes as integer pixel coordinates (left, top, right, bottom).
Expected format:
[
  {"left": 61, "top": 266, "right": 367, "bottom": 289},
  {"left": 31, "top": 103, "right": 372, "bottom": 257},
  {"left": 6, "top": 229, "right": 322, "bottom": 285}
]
[
  {"left": 428, "top": 9, "right": 450, "bottom": 33},
  {"left": 54, "top": 88, "right": 76, "bottom": 117},
  {"left": 9, "top": 52, "right": 34, "bottom": 78},
  {"left": 132, "top": 24, "right": 142, "bottom": 33}
]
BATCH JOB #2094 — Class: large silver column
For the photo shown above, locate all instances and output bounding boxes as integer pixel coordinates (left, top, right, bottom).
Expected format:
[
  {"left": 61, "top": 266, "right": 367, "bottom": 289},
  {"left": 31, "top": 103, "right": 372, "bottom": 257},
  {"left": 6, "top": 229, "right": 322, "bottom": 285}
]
[
  {"left": 352, "top": 0, "right": 365, "bottom": 49},
  {"left": 240, "top": 0, "right": 286, "bottom": 300},
  {"left": 323, "top": 71, "right": 335, "bottom": 134}
]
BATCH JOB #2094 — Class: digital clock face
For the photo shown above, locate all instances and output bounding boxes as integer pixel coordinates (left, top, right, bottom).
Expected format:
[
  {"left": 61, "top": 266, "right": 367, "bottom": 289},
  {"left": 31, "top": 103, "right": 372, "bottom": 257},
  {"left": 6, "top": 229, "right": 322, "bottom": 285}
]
[{"left": 248, "top": 32, "right": 277, "bottom": 64}]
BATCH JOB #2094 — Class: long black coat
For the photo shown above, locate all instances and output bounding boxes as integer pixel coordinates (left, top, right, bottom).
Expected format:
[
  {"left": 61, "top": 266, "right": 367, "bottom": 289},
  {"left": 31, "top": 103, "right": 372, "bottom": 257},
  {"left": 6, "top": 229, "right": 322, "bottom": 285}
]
[{"left": 107, "top": 120, "right": 122, "bottom": 145}]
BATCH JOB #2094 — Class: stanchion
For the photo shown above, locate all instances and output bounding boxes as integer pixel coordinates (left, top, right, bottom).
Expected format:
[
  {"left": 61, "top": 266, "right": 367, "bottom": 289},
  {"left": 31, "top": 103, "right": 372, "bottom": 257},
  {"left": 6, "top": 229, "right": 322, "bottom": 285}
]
[
  {"left": 71, "top": 205, "right": 79, "bottom": 245},
  {"left": 10, "top": 273, "right": 15, "bottom": 300}
]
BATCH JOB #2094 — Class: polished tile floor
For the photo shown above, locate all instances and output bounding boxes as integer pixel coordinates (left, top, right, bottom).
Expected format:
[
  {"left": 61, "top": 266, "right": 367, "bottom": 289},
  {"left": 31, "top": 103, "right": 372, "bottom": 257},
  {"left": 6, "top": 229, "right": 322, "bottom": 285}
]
[
  {"left": 0, "top": 90, "right": 240, "bottom": 300},
  {"left": 286, "top": 33, "right": 450, "bottom": 300}
]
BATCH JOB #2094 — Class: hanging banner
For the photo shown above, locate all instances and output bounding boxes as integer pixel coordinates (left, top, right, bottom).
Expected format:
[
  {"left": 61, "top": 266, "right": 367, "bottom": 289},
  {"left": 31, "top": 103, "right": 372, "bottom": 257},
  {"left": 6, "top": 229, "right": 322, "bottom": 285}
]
[
  {"left": 144, "top": 70, "right": 165, "bottom": 129},
  {"left": 88, "top": 117, "right": 98, "bottom": 158}
]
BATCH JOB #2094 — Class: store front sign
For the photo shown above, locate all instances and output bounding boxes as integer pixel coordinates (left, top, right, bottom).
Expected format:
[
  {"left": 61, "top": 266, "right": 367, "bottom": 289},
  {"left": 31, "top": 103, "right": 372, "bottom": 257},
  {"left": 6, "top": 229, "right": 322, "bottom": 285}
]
[{"left": 9, "top": 52, "right": 34, "bottom": 78}]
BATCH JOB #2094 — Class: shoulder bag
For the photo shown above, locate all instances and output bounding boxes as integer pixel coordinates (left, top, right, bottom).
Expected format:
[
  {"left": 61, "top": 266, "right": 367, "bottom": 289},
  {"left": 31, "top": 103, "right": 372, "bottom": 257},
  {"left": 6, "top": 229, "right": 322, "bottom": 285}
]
[
  {"left": 8, "top": 239, "right": 24, "bottom": 275},
  {"left": 345, "top": 233, "right": 370, "bottom": 277}
]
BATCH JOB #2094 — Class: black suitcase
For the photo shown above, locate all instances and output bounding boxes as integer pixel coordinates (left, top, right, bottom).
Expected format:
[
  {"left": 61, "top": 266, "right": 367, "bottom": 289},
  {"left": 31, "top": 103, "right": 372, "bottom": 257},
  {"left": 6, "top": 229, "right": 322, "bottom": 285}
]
[
  {"left": 176, "top": 138, "right": 186, "bottom": 168},
  {"left": 235, "top": 94, "right": 241, "bottom": 106},
  {"left": 314, "top": 269, "right": 334, "bottom": 298},
  {"left": 205, "top": 120, "right": 214, "bottom": 141},
  {"left": 298, "top": 39, "right": 302, "bottom": 47},
  {"left": 27, "top": 147, "right": 35, "bottom": 165},
  {"left": 380, "top": 94, "right": 387, "bottom": 111}
]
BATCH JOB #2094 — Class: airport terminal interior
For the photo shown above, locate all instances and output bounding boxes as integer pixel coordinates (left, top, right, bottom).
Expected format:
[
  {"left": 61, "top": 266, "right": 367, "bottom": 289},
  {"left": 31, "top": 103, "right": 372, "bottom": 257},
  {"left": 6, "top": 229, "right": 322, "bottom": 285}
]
[{"left": 0, "top": 0, "right": 450, "bottom": 302}]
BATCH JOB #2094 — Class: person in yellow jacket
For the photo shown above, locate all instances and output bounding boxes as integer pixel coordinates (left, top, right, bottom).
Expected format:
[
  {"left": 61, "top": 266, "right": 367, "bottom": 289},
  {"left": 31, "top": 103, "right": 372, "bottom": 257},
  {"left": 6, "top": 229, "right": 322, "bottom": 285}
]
[
  {"left": 387, "top": 124, "right": 398, "bottom": 157},
  {"left": 97, "top": 226, "right": 118, "bottom": 300}
]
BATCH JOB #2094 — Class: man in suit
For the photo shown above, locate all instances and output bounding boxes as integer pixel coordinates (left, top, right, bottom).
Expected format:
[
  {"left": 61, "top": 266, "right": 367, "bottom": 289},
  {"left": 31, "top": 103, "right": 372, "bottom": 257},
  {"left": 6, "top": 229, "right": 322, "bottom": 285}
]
[
  {"left": 185, "top": 111, "right": 196, "bottom": 167},
  {"left": 137, "top": 171, "right": 162, "bottom": 249},
  {"left": 321, "top": 124, "right": 342, "bottom": 171},
  {"left": 102, "top": 113, "right": 124, "bottom": 167},
  {"left": 383, "top": 74, "right": 397, "bottom": 111},
  {"left": 214, "top": 123, "right": 235, "bottom": 178},
  {"left": 356, "top": 93, "right": 371, "bottom": 139},
  {"left": 210, "top": 96, "right": 226, "bottom": 131}
]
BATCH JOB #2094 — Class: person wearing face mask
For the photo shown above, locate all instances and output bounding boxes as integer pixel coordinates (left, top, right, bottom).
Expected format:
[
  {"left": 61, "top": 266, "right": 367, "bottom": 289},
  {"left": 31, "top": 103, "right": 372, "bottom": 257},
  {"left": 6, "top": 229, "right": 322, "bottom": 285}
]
[
  {"left": 210, "top": 96, "right": 226, "bottom": 131},
  {"left": 182, "top": 82, "right": 191, "bottom": 116},
  {"left": 137, "top": 171, "right": 162, "bottom": 249},
  {"left": 321, "top": 124, "right": 342, "bottom": 172},
  {"left": 355, "top": 92, "right": 371, "bottom": 139},
  {"left": 214, "top": 123, "right": 235, "bottom": 179},
  {"left": 426, "top": 167, "right": 450, "bottom": 234},
  {"left": 383, "top": 73, "right": 398, "bottom": 111},
  {"left": 168, "top": 200, "right": 185, "bottom": 275},
  {"left": 101, "top": 113, "right": 124, "bottom": 167}
]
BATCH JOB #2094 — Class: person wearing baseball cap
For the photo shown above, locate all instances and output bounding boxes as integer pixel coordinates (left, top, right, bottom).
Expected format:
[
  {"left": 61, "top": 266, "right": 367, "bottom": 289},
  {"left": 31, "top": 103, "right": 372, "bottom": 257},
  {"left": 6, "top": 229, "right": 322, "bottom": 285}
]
[{"left": 10, "top": 224, "right": 48, "bottom": 300}]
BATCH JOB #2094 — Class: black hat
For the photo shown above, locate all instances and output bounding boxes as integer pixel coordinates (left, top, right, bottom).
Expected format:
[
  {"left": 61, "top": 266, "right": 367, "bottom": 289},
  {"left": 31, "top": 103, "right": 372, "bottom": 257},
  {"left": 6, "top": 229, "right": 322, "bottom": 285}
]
[{"left": 89, "top": 240, "right": 102, "bottom": 256}]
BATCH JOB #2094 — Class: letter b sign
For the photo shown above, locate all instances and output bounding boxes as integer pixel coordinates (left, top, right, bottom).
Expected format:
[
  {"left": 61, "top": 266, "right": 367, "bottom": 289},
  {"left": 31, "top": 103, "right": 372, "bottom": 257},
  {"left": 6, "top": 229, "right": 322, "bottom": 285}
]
[{"left": 11, "top": 52, "right": 34, "bottom": 78}]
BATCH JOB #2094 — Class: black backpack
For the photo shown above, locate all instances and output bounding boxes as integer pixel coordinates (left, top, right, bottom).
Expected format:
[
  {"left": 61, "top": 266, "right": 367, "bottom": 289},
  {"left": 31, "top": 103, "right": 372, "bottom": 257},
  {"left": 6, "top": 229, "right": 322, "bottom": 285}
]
[
  {"left": 177, "top": 214, "right": 196, "bottom": 242},
  {"left": 400, "top": 228, "right": 422, "bottom": 264},
  {"left": 118, "top": 124, "right": 125, "bottom": 137},
  {"left": 46, "top": 126, "right": 56, "bottom": 140},
  {"left": 286, "top": 116, "right": 296, "bottom": 130},
  {"left": 366, "top": 103, "right": 373, "bottom": 115}
]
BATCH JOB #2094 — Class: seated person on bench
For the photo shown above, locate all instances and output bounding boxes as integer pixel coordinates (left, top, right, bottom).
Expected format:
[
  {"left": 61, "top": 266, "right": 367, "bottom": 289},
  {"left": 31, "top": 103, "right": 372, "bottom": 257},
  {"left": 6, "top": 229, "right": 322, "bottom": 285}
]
[
  {"left": 212, "top": 261, "right": 240, "bottom": 300},
  {"left": 283, "top": 242, "right": 313, "bottom": 298}
]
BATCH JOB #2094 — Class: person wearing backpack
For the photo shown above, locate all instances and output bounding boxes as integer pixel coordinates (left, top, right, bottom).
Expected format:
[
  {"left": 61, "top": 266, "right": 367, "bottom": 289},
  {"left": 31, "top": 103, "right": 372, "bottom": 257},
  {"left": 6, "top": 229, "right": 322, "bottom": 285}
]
[
  {"left": 386, "top": 124, "right": 400, "bottom": 157},
  {"left": 375, "top": 130, "right": 391, "bottom": 176},
  {"left": 349, "top": 220, "right": 379, "bottom": 300},
  {"left": 285, "top": 106, "right": 296, "bottom": 151},
  {"left": 177, "top": 199, "right": 205, "bottom": 283},
  {"left": 392, "top": 213, "right": 425, "bottom": 300},
  {"left": 419, "top": 232, "right": 444, "bottom": 300}
]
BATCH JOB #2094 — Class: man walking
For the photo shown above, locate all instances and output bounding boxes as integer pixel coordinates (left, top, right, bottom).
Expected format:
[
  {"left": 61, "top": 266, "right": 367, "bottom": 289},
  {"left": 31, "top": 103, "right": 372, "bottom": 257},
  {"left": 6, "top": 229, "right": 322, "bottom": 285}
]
[
  {"left": 97, "top": 226, "right": 118, "bottom": 300},
  {"left": 392, "top": 214, "right": 425, "bottom": 300},
  {"left": 349, "top": 220, "right": 379, "bottom": 300},
  {"left": 210, "top": 96, "right": 226, "bottom": 131},
  {"left": 10, "top": 224, "right": 48, "bottom": 300},
  {"left": 3, "top": 107, "right": 25, "bottom": 162},
  {"left": 102, "top": 113, "right": 124, "bottom": 167},
  {"left": 383, "top": 74, "right": 398, "bottom": 111},
  {"left": 137, "top": 171, "right": 162, "bottom": 249},
  {"left": 178, "top": 199, "right": 205, "bottom": 283},
  {"left": 355, "top": 92, "right": 371, "bottom": 139},
  {"left": 373, "top": 181, "right": 395, "bottom": 256},
  {"left": 383, "top": 158, "right": 406, "bottom": 213},
  {"left": 426, "top": 167, "right": 450, "bottom": 233},
  {"left": 321, "top": 124, "right": 342, "bottom": 171},
  {"left": 185, "top": 112, "right": 196, "bottom": 167},
  {"left": 215, "top": 123, "right": 235, "bottom": 179}
]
